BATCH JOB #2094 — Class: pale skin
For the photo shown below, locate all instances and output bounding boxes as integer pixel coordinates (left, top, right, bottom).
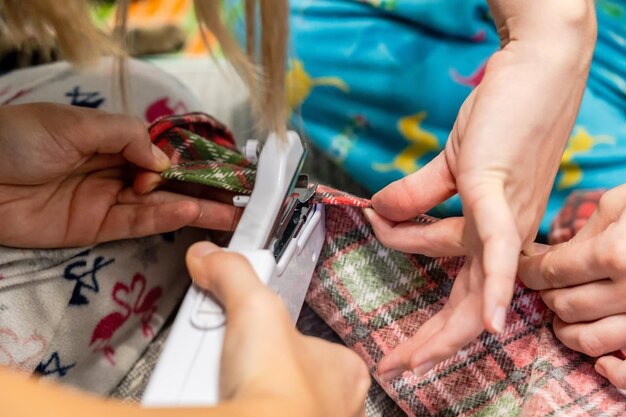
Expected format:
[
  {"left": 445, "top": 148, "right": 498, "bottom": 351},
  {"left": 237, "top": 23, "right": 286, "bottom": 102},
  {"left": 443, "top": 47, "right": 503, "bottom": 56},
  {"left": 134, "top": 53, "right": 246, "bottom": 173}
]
[
  {"left": 366, "top": 0, "right": 599, "bottom": 382},
  {"left": 519, "top": 184, "right": 626, "bottom": 393},
  {"left": 0, "top": 103, "right": 370, "bottom": 416}
]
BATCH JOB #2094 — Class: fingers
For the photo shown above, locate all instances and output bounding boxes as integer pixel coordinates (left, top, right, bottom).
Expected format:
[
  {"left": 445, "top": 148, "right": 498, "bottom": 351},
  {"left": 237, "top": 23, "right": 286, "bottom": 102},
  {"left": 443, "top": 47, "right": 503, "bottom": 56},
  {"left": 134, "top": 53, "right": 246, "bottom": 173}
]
[
  {"left": 378, "top": 294, "right": 483, "bottom": 381},
  {"left": 371, "top": 152, "right": 456, "bottom": 222},
  {"left": 595, "top": 356, "right": 626, "bottom": 394},
  {"left": 97, "top": 199, "right": 202, "bottom": 242},
  {"left": 553, "top": 315, "right": 626, "bottom": 358},
  {"left": 541, "top": 279, "right": 626, "bottom": 323},
  {"left": 518, "top": 237, "right": 610, "bottom": 290},
  {"left": 186, "top": 242, "right": 271, "bottom": 312},
  {"left": 133, "top": 171, "right": 167, "bottom": 194},
  {"left": 466, "top": 186, "right": 520, "bottom": 333},
  {"left": 74, "top": 154, "right": 127, "bottom": 174},
  {"left": 117, "top": 188, "right": 238, "bottom": 231},
  {"left": 377, "top": 266, "right": 484, "bottom": 382},
  {"left": 79, "top": 111, "right": 170, "bottom": 172},
  {"left": 377, "top": 307, "right": 449, "bottom": 382},
  {"left": 363, "top": 208, "right": 465, "bottom": 257}
]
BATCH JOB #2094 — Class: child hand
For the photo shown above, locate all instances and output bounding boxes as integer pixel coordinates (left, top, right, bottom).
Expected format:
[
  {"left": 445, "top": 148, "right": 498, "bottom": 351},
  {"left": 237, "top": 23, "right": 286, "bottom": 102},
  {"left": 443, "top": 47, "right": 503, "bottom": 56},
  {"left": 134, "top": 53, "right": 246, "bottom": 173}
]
[
  {"left": 186, "top": 242, "right": 370, "bottom": 417},
  {"left": 0, "top": 103, "right": 236, "bottom": 248},
  {"left": 519, "top": 184, "right": 626, "bottom": 393},
  {"left": 370, "top": 0, "right": 597, "bottom": 382}
]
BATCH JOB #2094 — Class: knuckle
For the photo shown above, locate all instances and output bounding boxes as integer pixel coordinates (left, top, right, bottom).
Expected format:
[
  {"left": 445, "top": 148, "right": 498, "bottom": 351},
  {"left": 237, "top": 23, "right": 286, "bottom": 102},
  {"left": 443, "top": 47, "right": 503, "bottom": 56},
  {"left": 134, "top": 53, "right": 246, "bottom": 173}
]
[
  {"left": 543, "top": 259, "right": 564, "bottom": 289},
  {"left": 127, "top": 116, "right": 149, "bottom": 138},
  {"left": 551, "top": 296, "right": 577, "bottom": 324},
  {"left": 597, "top": 191, "right": 621, "bottom": 217},
  {"left": 597, "top": 234, "right": 626, "bottom": 272}
]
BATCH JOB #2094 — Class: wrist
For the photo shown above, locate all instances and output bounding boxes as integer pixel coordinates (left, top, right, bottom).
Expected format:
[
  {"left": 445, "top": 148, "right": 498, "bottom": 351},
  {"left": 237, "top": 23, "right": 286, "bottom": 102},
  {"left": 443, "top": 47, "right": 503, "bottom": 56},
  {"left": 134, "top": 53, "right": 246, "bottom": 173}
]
[{"left": 491, "top": 0, "right": 597, "bottom": 71}]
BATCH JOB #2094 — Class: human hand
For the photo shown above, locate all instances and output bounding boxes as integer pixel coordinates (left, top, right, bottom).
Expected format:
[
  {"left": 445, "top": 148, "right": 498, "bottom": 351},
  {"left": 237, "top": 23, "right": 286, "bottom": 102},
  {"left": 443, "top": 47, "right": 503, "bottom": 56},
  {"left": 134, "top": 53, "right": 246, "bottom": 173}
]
[
  {"left": 186, "top": 242, "right": 370, "bottom": 417},
  {"left": 370, "top": 0, "right": 597, "bottom": 381},
  {"left": 519, "top": 184, "right": 626, "bottom": 394},
  {"left": 0, "top": 241, "right": 370, "bottom": 417},
  {"left": 0, "top": 103, "right": 236, "bottom": 248}
]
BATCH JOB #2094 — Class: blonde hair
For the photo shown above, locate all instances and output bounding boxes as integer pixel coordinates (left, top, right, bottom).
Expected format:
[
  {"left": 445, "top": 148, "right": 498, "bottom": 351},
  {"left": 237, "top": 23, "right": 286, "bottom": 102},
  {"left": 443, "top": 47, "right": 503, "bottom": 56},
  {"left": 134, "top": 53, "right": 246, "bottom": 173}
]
[{"left": 0, "top": 0, "right": 288, "bottom": 136}]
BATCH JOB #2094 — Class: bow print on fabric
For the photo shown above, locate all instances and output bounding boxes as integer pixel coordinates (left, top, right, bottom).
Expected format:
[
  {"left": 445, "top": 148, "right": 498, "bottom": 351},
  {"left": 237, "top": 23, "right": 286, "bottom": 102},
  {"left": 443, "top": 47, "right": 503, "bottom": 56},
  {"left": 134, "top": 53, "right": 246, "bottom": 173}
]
[{"left": 149, "top": 113, "right": 624, "bottom": 416}]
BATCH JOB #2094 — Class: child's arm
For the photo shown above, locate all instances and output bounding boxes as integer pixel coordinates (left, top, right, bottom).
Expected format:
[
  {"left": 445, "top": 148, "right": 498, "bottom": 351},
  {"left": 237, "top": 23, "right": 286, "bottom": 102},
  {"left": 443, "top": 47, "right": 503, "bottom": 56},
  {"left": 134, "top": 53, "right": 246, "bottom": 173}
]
[
  {"left": 1, "top": 367, "right": 297, "bottom": 417},
  {"left": 1, "top": 242, "right": 370, "bottom": 417}
]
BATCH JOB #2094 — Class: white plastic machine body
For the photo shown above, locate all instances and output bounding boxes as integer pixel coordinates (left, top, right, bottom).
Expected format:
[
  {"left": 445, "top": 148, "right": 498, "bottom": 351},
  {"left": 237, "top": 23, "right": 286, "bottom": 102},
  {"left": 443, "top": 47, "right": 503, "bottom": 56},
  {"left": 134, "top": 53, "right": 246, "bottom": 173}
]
[{"left": 142, "top": 131, "right": 325, "bottom": 407}]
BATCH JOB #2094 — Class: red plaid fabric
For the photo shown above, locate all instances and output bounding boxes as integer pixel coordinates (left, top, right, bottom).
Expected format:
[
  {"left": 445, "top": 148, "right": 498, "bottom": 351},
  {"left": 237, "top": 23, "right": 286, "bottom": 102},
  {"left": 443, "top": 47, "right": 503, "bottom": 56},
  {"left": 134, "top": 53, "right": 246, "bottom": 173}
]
[
  {"left": 148, "top": 114, "right": 374, "bottom": 206},
  {"left": 149, "top": 112, "right": 237, "bottom": 151},
  {"left": 307, "top": 205, "right": 625, "bottom": 416},
  {"left": 149, "top": 114, "right": 625, "bottom": 416}
]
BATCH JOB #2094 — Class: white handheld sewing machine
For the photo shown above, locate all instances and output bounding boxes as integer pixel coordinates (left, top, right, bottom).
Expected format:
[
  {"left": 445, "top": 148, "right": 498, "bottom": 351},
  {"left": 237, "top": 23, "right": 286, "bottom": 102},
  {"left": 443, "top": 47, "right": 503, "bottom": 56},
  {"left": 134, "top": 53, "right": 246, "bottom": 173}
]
[{"left": 141, "top": 131, "right": 325, "bottom": 406}]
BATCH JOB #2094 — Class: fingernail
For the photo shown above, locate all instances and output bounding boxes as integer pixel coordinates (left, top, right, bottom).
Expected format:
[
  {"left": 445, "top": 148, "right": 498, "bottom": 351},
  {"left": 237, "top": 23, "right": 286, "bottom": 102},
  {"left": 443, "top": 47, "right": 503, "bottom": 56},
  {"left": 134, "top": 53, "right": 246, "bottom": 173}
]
[
  {"left": 362, "top": 208, "right": 374, "bottom": 223},
  {"left": 492, "top": 306, "right": 507, "bottom": 333},
  {"left": 151, "top": 144, "right": 171, "bottom": 168},
  {"left": 594, "top": 361, "right": 607, "bottom": 378},
  {"left": 378, "top": 368, "right": 404, "bottom": 383},
  {"left": 189, "top": 241, "right": 218, "bottom": 259},
  {"left": 412, "top": 361, "right": 434, "bottom": 377}
]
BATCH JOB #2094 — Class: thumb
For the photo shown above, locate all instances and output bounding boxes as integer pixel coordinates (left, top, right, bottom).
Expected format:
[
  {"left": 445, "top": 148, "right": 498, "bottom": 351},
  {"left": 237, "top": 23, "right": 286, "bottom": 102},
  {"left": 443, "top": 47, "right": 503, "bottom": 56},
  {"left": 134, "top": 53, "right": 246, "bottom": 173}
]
[
  {"left": 371, "top": 152, "right": 456, "bottom": 221},
  {"left": 185, "top": 241, "right": 269, "bottom": 311},
  {"left": 77, "top": 110, "right": 171, "bottom": 172}
]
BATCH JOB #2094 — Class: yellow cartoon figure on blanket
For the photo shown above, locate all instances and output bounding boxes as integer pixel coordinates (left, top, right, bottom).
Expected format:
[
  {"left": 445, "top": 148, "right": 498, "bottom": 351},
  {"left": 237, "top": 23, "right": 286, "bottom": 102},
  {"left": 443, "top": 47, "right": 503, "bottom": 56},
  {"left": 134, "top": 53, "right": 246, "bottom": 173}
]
[
  {"left": 373, "top": 112, "right": 441, "bottom": 175},
  {"left": 558, "top": 127, "right": 614, "bottom": 190},
  {"left": 286, "top": 59, "right": 348, "bottom": 110}
]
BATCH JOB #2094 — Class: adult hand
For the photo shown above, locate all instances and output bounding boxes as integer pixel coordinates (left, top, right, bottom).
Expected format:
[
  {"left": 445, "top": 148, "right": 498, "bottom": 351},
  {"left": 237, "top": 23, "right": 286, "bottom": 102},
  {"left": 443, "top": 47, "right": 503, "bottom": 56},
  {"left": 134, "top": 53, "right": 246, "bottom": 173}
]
[
  {"left": 369, "top": 0, "right": 597, "bottom": 382},
  {"left": 0, "top": 103, "right": 236, "bottom": 248},
  {"left": 1, "top": 242, "right": 370, "bottom": 417},
  {"left": 519, "top": 184, "right": 626, "bottom": 394}
]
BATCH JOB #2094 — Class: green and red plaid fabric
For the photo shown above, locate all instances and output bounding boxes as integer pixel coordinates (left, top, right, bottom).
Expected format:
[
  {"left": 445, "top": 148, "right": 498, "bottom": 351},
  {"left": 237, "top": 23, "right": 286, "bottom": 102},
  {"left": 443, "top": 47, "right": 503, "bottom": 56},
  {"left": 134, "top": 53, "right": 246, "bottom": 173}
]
[
  {"left": 149, "top": 113, "right": 256, "bottom": 193},
  {"left": 149, "top": 114, "right": 625, "bottom": 416},
  {"left": 307, "top": 205, "right": 624, "bottom": 417},
  {"left": 149, "top": 114, "right": 372, "bottom": 207}
]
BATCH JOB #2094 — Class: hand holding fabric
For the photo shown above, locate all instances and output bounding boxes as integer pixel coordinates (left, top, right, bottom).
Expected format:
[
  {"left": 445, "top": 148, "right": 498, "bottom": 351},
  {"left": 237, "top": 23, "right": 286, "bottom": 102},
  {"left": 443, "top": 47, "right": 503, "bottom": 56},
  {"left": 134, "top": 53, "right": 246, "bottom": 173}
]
[
  {"left": 186, "top": 242, "right": 371, "bottom": 417},
  {"left": 0, "top": 103, "right": 236, "bottom": 248},
  {"left": 369, "top": 0, "right": 597, "bottom": 382},
  {"left": 519, "top": 184, "right": 626, "bottom": 394}
]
